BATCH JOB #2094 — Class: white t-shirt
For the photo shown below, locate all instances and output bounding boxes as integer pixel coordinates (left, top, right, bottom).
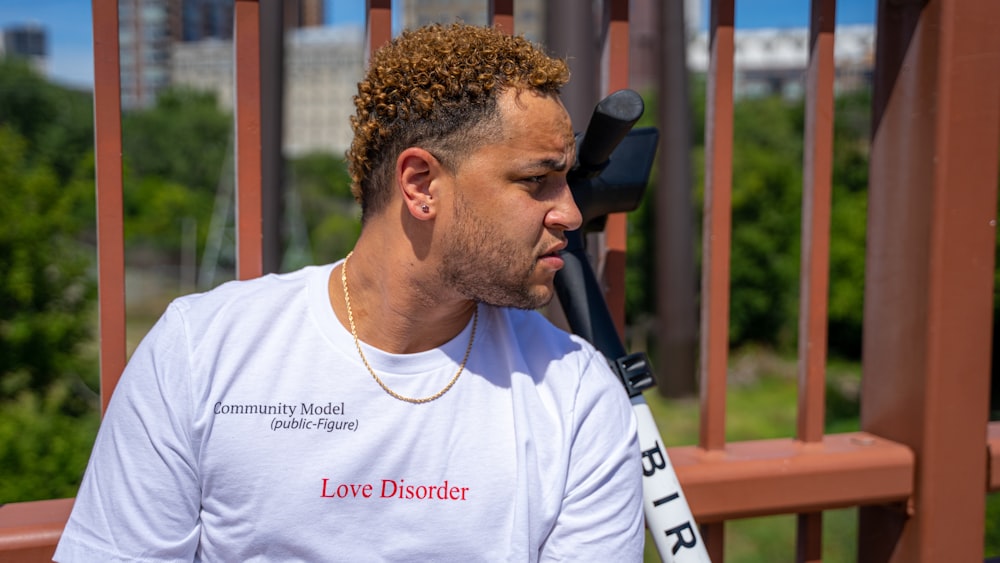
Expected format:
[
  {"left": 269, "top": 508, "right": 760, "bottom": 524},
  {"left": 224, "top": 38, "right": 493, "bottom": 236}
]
[{"left": 55, "top": 263, "right": 644, "bottom": 562}]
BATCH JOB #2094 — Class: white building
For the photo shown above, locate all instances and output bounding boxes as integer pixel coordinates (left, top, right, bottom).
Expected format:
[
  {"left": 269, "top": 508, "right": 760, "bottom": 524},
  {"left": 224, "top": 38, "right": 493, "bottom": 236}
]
[
  {"left": 170, "top": 37, "right": 233, "bottom": 107},
  {"left": 402, "top": 0, "right": 544, "bottom": 43},
  {"left": 171, "top": 24, "right": 364, "bottom": 156},
  {"left": 687, "top": 24, "right": 875, "bottom": 98},
  {"left": 119, "top": 0, "right": 174, "bottom": 110},
  {"left": 284, "top": 25, "right": 363, "bottom": 156},
  {"left": 1, "top": 23, "right": 49, "bottom": 77}
]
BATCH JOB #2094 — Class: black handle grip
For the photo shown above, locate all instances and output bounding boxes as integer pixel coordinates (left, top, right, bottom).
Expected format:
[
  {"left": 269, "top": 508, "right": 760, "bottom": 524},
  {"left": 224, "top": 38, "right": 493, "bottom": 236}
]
[{"left": 574, "top": 89, "right": 645, "bottom": 174}]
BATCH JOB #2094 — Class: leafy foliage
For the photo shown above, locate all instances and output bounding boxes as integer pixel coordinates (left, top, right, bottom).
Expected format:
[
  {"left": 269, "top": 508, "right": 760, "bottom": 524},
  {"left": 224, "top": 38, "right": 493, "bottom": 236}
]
[
  {"left": 826, "top": 90, "right": 871, "bottom": 358},
  {"left": 116, "top": 92, "right": 363, "bottom": 270},
  {"left": 0, "top": 60, "right": 95, "bottom": 184},
  {"left": 626, "top": 80, "right": 871, "bottom": 359},
  {"left": 121, "top": 88, "right": 231, "bottom": 256},
  {"left": 0, "top": 124, "right": 96, "bottom": 409},
  {"left": 288, "top": 152, "right": 361, "bottom": 264},
  {"left": 727, "top": 95, "right": 806, "bottom": 350},
  {"left": 123, "top": 88, "right": 232, "bottom": 195},
  {"left": 0, "top": 386, "right": 99, "bottom": 502},
  {"left": 0, "top": 63, "right": 99, "bottom": 502},
  {"left": 988, "top": 493, "right": 1000, "bottom": 557}
]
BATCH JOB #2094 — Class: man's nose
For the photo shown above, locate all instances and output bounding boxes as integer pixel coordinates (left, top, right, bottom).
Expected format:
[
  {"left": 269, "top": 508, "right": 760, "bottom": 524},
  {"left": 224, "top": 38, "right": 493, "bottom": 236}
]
[{"left": 547, "top": 181, "right": 583, "bottom": 232}]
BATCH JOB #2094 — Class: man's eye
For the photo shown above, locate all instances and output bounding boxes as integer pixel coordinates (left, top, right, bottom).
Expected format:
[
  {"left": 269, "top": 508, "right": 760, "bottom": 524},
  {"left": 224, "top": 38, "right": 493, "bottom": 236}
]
[{"left": 522, "top": 175, "right": 545, "bottom": 185}]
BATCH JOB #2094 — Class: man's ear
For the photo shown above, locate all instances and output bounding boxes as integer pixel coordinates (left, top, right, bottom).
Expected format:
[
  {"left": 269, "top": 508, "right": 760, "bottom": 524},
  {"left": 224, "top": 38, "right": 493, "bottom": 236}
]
[{"left": 397, "top": 147, "right": 443, "bottom": 220}]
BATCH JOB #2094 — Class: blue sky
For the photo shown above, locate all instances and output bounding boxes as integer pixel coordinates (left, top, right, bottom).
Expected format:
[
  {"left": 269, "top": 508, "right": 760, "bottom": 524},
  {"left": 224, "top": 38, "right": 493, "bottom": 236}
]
[{"left": 0, "top": 0, "right": 876, "bottom": 89}]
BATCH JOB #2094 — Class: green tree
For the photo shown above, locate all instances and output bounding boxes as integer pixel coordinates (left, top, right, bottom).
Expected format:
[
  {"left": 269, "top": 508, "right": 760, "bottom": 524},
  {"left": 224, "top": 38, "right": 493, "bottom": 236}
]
[
  {"left": 121, "top": 88, "right": 232, "bottom": 256},
  {"left": 628, "top": 83, "right": 871, "bottom": 358},
  {"left": 0, "top": 59, "right": 94, "bottom": 189},
  {"left": 288, "top": 152, "right": 361, "bottom": 264},
  {"left": 0, "top": 385, "right": 99, "bottom": 502},
  {"left": 0, "top": 62, "right": 99, "bottom": 502},
  {"left": 0, "top": 127, "right": 96, "bottom": 408},
  {"left": 826, "top": 90, "right": 871, "bottom": 358},
  {"left": 0, "top": 60, "right": 98, "bottom": 503},
  {"left": 623, "top": 89, "right": 669, "bottom": 332},
  {"left": 727, "top": 95, "right": 805, "bottom": 350},
  {"left": 0, "top": 60, "right": 95, "bottom": 187},
  {"left": 123, "top": 88, "right": 232, "bottom": 193}
]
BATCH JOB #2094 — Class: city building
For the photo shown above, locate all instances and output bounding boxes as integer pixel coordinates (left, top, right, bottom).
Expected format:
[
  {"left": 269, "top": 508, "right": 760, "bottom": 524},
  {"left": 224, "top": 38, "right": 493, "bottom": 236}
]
[
  {"left": 282, "top": 25, "right": 363, "bottom": 155},
  {"left": 176, "top": 0, "right": 233, "bottom": 42},
  {"left": 687, "top": 24, "right": 875, "bottom": 98},
  {"left": 174, "top": 0, "right": 323, "bottom": 42},
  {"left": 171, "top": 24, "right": 364, "bottom": 156},
  {"left": 1, "top": 23, "right": 49, "bottom": 76},
  {"left": 630, "top": 0, "right": 874, "bottom": 98},
  {"left": 402, "top": 0, "right": 544, "bottom": 43},
  {"left": 119, "top": 0, "right": 175, "bottom": 109},
  {"left": 119, "top": 0, "right": 324, "bottom": 110}
]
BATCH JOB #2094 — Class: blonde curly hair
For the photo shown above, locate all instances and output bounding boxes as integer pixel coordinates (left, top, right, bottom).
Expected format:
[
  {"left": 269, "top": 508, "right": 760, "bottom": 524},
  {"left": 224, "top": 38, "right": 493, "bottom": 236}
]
[{"left": 347, "top": 23, "right": 570, "bottom": 220}]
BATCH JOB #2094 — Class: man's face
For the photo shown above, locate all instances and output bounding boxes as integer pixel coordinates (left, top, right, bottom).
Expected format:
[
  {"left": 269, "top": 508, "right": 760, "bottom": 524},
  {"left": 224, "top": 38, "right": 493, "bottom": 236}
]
[{"left": 436, "top": 88, "right": 582, "bottom": 309}]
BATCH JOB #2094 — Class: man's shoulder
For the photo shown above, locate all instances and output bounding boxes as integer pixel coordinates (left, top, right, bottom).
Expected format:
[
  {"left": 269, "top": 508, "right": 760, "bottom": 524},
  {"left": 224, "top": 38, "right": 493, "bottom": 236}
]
[
  {"left": 155, "top": 265, "right": 332, "bottom": 345},
  {"left": 489, "top": 306, "right": 583, "bottom": 346},
  {"left": 484, "top": 305, "right": 606, "bottom": 372},
  {"left": 173, "top": 264, "right": 328, "bottom": 315}
]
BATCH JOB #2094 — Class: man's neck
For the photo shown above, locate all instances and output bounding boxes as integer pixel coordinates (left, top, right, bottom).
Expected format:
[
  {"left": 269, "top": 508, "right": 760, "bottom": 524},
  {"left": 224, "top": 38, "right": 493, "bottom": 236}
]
[{"left": 329, "top": 234, "right": 477, "bottom": 354}]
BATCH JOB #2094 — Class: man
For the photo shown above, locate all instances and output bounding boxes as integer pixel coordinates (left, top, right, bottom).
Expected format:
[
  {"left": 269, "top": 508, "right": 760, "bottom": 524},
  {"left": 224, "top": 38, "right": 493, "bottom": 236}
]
[{"left": 56, "top": 23, "right": 644, "bottom": 561}]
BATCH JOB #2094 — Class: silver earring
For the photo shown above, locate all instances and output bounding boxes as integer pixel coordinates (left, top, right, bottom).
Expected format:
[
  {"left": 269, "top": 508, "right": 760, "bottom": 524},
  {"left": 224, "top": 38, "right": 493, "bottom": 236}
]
[{"left": 421, "top": 204, "right": 430, "bottom": 214}]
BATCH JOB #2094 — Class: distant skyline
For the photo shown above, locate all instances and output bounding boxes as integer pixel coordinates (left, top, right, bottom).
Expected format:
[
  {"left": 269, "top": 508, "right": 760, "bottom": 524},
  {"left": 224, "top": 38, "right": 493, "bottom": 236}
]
[{"left": 0, "top": 0, "right": 876, "bottom": 89}]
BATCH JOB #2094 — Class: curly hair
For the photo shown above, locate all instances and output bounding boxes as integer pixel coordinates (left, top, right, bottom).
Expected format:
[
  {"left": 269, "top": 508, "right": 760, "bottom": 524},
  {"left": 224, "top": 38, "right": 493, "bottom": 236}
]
[{"left": 347, "top": 23, "right": 570, "bottom": 220}]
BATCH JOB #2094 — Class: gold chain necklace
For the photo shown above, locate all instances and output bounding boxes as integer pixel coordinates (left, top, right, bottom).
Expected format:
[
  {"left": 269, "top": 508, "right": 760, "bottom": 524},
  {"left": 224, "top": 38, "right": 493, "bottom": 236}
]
[{"left": 340, "top": 251, "right": 477, "bottom": 404}]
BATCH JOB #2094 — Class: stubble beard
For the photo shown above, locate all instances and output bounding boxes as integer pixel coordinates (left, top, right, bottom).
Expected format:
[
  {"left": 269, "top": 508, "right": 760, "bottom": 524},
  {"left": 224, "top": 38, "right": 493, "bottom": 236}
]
[{"left": 440, "top": 193, "right": 554, "bottom": 310}]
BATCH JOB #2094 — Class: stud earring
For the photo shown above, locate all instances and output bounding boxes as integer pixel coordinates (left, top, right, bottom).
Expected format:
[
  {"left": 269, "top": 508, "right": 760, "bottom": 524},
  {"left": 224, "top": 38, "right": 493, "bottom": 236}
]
[{"left": 421, "top": 204, "right": 430, "bottom": 214}]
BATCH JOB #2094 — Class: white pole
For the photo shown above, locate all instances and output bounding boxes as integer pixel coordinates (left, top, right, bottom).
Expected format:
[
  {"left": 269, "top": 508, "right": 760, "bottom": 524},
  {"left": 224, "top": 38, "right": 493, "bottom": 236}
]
[{"left": 632, "top": 396, "right": 711, "bottom": 562}]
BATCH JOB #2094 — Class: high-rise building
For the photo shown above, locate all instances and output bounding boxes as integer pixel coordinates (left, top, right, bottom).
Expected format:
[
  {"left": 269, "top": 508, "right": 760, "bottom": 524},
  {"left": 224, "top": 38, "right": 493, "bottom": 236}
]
[
  {"left": 119, "top": 0, "right": 324, "bottom": 110},
  {"left": 686, "top": 24, "right": 875, "bottom": 98},
  {"left": 284, "top": 0, "right": 324, "bottom": 29},
  {"left": 402, "top": 0, "right": 544, "bottom": 43},
  {"left": 176, "top": 0, "right": 232, "bottom": 42},
  {"left": 2, "top": 23, "right": 47, "bottom": 60},
  {"left": 174, "top": 0, "right": 322, "bottom": 42},
  {"left": 171, "top": 24, "right": 364, "bottom": 156},
  {"left": 1, "top": 23, "right": 49, "bottom": 76},
  {"left": 119, "top": 0, "right": 175, "bottom": 109}
]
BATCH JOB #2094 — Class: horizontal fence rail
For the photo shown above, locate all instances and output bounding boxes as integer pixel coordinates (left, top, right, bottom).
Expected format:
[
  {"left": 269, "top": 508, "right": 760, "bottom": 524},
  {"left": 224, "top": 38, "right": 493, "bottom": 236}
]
[{"left": 671, "top": 433, "right": 914, "bottom": 523}]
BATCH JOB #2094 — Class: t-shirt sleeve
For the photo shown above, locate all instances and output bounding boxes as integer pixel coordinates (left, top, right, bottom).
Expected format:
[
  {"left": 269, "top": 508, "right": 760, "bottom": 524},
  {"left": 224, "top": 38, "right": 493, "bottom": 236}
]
[
  {"left": 539, "top": 349, "right": 645, "bottom": 562},
  {"left": 54, "top": 303, "right": 202, "bottom": 562}
]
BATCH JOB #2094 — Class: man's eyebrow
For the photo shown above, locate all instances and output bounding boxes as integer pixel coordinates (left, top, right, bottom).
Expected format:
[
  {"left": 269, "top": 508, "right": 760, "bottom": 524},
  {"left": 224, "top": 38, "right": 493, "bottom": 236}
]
[{"left": 522, "top": 155, "right": 571, "bottom": 173}]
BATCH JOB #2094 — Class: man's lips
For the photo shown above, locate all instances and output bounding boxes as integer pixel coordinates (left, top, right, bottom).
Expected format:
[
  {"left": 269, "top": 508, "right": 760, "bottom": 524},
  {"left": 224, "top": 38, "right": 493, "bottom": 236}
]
[
  {"left": 538, "top": 242, "right": 568, "bottom": 270},
  {"left": 543, "top": 240, "right": 568, "bottom": 256},
  {"left": 538, "top": 254, "right": 565, "bottom": 270}
]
